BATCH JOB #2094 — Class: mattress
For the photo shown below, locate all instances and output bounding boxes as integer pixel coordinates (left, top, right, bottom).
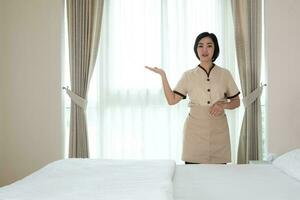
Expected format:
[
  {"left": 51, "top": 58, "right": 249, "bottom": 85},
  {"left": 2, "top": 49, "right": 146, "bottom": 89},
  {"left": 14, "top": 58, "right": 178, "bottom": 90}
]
[
  {"left": 0, "top": 159, "right": 175, "bottom": 200},
  {"left": 1, "top": 152, "right": 300, "bottom": 200},
  {"left": 173, "top": 164, "right": 300, "bottom": 200}
]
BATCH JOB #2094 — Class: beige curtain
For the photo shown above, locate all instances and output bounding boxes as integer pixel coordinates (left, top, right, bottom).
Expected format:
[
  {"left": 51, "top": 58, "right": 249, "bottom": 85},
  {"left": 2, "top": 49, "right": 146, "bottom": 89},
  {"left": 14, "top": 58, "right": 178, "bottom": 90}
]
[
  {"left": 66, "top": 0, "right": 104, "bottom": 158},
  {"left": 231, "top": 0, "right": 263, "bottom": 163}
]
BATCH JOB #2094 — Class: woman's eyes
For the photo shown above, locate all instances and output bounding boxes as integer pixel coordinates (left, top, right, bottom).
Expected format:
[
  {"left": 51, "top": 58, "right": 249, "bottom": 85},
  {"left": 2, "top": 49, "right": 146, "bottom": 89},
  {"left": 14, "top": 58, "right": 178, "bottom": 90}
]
[{"left": 198, "top": 45, "right": 213, "bottom": 48}]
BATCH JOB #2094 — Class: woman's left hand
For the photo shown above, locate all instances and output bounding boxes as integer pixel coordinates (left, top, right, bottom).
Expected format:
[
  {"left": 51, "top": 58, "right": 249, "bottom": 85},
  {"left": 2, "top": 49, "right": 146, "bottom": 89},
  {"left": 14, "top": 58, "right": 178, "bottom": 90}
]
[{"left": 209, "top": 101, "right": 225, "bottom": 117}]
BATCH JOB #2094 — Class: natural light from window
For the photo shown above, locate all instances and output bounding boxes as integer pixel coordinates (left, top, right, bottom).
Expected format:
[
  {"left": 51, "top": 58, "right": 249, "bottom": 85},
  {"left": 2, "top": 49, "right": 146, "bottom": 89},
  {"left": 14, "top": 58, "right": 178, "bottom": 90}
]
[{"left": 63, "top": 0, "right": 266, "bottom": 163}]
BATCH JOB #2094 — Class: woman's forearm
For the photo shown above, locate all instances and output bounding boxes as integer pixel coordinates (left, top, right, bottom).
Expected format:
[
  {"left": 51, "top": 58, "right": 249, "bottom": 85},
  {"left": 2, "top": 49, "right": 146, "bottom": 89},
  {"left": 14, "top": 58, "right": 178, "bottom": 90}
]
[
  {"left": 144, "top": 66, "right": 181, "bottom": 105},
  {"left": 222, "top": 98, "right": 240, "bottom": 110},
  {"left": 161, "top": 74, "right": 179, "bottom": 105}
]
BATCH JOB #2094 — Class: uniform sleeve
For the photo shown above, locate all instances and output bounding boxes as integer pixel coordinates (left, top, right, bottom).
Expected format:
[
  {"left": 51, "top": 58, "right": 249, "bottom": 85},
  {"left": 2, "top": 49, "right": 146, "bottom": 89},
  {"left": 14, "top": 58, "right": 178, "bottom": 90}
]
[
  {"left": 225, "top": 70, "right": 240, "bottom": 99},
  {"left": 173, "top": 72, "right": 188, "bottom": 99}
]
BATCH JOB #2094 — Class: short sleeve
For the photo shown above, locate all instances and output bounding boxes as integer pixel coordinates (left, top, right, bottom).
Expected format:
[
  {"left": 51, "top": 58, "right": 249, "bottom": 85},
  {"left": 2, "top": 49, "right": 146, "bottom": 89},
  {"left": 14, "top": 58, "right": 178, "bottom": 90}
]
[
  {"left": 173, "top": 72, "right": 188, "bottom": 99},
  {"left": 225, "top": 70, "right": 240, "bottom": 99}
]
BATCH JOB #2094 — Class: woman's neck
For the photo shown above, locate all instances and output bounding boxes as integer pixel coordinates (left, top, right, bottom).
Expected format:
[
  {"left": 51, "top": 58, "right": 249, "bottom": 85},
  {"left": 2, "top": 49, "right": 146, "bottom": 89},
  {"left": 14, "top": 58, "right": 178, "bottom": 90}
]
[{"left": 200, "top": 61, "right": 213, "bottom": 71}]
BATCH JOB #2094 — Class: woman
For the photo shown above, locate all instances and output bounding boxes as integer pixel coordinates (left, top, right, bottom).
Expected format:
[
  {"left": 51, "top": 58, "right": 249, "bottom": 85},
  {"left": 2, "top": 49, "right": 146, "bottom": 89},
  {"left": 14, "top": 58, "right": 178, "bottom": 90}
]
[{"left": 145, "top": 32, "right": 240, "bottom": 164}]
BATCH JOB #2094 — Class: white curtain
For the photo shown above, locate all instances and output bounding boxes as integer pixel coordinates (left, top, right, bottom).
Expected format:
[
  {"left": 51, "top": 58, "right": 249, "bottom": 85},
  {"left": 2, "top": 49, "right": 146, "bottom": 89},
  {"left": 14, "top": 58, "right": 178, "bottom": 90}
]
[{"left": 81, "top": 0, "right": 241, "bottom": 163}]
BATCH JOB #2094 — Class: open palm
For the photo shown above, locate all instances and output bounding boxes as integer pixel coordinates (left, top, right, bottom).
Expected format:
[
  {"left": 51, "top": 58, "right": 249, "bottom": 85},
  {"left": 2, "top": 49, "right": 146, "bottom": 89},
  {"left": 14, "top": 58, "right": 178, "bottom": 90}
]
[{"left": 145, "top": 66, "right": 166, "bottom": 76}]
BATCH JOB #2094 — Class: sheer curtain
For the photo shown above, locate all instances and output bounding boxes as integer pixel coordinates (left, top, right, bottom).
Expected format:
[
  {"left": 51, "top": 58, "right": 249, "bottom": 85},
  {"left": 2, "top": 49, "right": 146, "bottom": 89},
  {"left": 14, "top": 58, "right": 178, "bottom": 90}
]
[{"left": 80, "top": 0, "right": 241, "bottom": 163}]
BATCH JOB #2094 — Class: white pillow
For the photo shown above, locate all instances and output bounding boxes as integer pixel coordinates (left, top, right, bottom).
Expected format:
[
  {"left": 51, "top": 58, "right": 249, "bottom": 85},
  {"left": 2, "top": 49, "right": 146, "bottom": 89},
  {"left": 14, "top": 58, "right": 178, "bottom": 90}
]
[{"left": 272, "top": 148, "right": 300, "bottom": 181}]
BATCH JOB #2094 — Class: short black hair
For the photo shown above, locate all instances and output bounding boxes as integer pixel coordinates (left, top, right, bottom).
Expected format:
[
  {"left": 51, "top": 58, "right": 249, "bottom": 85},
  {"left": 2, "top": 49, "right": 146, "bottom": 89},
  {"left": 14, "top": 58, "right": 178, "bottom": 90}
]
[{"left": 193, "top": 32, "right": 220, "bottom": 62}]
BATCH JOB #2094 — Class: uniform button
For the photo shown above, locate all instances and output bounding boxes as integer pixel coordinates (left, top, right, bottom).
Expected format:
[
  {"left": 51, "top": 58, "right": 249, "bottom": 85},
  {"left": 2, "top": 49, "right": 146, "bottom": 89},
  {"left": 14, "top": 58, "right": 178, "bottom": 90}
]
[
  {"left": 207, "top": 101, "right": 210, "bottom": 104},
  {"left": 207, "top": 89, "right": 210, "bottom": 92},
  {"left": 207, "top": 78, "right": 210, "bottom": 81}
]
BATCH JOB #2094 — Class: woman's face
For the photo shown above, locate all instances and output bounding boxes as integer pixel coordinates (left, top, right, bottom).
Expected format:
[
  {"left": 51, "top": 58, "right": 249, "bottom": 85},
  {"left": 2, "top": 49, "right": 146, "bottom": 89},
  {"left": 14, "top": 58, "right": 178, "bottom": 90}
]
[{"left": 197, "top": 36, "right": 215, "bottom": 62}]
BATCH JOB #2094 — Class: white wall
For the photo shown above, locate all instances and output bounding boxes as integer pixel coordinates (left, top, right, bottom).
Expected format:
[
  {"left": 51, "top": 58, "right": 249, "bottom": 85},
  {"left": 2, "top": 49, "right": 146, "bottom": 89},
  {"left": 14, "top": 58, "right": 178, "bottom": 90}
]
[
  {"left": 265, "top": 0, "right": 300, "bottom": 156},
  {"left": 0, "top": 0, "right": 65, "bottom": 186}
]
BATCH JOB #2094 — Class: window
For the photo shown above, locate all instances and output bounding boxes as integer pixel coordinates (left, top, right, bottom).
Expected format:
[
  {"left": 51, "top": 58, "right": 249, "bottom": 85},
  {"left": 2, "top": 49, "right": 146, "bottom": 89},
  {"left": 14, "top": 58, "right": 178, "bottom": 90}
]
[{"left": 64, "top": 0, "right": 245, "bottom": 163}]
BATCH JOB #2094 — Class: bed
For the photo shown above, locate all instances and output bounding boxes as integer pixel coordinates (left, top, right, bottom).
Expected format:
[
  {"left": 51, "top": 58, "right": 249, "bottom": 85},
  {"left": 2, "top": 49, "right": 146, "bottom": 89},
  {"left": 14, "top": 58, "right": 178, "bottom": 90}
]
[
  {"left": 174, "top": 163, "right": 300, "bottom": 200},
  {"left": 0, "top": 149, "right": 300, "bottom": 200}
]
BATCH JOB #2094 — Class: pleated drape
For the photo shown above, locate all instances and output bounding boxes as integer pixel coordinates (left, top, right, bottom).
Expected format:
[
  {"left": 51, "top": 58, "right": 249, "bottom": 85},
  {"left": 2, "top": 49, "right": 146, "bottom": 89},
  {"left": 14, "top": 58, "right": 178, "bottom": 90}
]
[
  {"left": 66, "top": 0, "right": 104, "bottom": 158},
  {"left": 231, "top": 0, "right": 263, "bottom": 163}
]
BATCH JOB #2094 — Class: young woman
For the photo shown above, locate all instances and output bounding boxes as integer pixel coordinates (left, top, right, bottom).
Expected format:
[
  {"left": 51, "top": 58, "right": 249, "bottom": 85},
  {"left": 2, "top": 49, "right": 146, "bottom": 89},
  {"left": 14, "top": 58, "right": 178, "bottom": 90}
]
[{"left": 145, "top": 32, "right": 240, "bottom": 164}]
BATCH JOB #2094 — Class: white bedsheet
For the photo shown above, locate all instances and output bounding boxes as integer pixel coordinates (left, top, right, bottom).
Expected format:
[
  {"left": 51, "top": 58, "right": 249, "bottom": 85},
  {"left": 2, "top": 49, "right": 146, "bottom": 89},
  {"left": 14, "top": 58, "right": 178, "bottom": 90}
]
[
  {"left": 173, "top": 164, "right": 300, "bottom": 200},
  {"left": 2, "top": 160, "right": 300, "bottom": 200},
  {"left": 0, "top": 159, "right": 175, "bottom": 200}
]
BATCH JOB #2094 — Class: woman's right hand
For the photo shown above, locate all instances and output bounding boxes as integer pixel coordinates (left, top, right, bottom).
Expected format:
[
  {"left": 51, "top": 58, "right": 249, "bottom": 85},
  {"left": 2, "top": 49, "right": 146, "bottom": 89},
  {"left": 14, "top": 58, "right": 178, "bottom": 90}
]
[
  {"left": 144, "top": 66, "right": 166, "bottom": 77},
  {"left": 145, "top": 66, "right": 181, "bottom": 105}
]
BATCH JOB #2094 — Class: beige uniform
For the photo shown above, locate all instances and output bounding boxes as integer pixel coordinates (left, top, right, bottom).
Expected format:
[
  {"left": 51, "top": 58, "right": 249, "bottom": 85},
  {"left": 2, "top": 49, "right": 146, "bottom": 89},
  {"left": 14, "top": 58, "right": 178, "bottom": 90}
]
[{"left": 174, "top": 64, "right": 240, "bottom": 164}]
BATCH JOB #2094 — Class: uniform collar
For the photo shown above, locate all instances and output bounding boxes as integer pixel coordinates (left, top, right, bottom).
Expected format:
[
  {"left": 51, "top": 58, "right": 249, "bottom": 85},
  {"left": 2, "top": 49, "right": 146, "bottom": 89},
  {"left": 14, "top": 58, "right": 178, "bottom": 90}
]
[{"left": 198, "top": 63, "right": 215, "bottom": 77}]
